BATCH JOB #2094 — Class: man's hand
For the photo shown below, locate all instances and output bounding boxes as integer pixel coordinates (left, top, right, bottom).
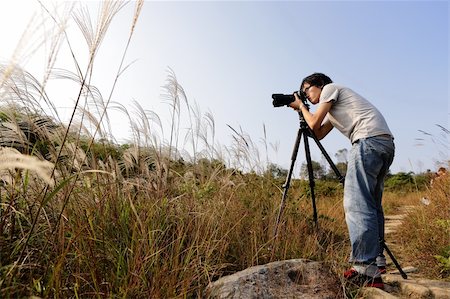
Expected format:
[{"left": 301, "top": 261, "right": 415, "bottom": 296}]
[
  {"left": 290, "top": 93, "right": 307, "bottom": 111},
  {"left": 289, "top": 98, "right": 301, "bottom": 110}
]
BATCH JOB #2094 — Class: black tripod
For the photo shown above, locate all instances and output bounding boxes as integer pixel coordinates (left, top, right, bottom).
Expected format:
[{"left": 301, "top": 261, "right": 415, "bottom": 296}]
[
  {"left": 273, "top": 110, "right": 408, "bottom": 279},
  {"left": 273, "top": 111, "right": 344, "bottom": 236}
]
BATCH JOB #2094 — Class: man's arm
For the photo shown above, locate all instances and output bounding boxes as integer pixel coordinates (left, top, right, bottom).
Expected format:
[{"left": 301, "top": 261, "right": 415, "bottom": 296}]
[
  {"left": 290, "top": 96, "right": 334, "bottom": 139},
  {"left": 312, "top": 118, "right": 334, "bottom": 140}
]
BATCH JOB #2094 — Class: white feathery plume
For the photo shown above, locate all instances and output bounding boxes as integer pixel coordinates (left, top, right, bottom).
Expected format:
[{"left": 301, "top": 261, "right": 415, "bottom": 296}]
[{"left": 0, "top": 147, "right": 54, "bottom": 186}]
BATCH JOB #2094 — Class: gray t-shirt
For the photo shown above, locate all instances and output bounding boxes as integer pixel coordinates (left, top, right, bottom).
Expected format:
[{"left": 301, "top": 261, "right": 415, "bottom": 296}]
[{"left": 320, "top": 83, "right": 393, "bottom": 144}]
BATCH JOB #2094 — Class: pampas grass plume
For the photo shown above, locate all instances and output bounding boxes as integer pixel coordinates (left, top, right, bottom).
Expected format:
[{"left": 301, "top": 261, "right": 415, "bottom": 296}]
[{"left": 0, "top": 146, "right": 54, "bottom": 186}]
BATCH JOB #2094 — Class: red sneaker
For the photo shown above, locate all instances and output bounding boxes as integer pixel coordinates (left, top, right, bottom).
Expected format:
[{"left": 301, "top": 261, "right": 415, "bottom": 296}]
[
  {"left": 344, "top": 268, "right": 359, "bottom": 279},
  {"left": 343, "top": 268, "right": 384, "bottom": 289}
]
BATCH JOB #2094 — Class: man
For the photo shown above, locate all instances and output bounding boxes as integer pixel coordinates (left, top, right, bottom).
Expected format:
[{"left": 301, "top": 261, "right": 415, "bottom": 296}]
[{"left": 289, "top": 73, "right": 395, "bottom": 289}]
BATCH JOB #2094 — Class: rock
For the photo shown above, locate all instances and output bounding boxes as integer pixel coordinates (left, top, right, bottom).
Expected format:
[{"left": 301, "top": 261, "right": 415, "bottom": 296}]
[
  {"left": 384, "top": 274, "right": 450, "bottom": 299},
  {"left": 384, "top": 214, "right": 407, "bottom": 221},
  {"left": 360, "top": 286, "right": 400, "bottom": 299},
  {"left": 204, "top": 259, "right": 342, "bottom": 299},
  {"left": 387, "top": 266, "right": 418, "bottom": 274}
]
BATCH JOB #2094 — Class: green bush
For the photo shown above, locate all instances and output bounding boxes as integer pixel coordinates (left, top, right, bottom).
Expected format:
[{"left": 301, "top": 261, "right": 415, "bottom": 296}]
[{"left": 385, "top": 172, "right": 431, "bottom": 192}]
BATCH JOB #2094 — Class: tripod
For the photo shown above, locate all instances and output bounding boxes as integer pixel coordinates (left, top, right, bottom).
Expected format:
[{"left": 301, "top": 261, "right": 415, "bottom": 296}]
[
  {"left": 273, "top": 111, "right": 344, "bottom": 236},
  {"left": 273, "top": 110, "right": 408, "bottom": 279}
]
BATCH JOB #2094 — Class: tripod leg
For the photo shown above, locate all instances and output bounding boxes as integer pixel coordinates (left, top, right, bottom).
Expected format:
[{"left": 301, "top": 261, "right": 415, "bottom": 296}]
[
  {"left": 381, "top": 239, "right": 408, "bottom": 279},
  {"left": 273, "top": 128, "right": 302, "bottom": 238},
  {"left": 307, "top": 127, "right": 345, "bottom": 184},
  {"left": 303, "top": 131, "right": 318, "bottom": 225}
]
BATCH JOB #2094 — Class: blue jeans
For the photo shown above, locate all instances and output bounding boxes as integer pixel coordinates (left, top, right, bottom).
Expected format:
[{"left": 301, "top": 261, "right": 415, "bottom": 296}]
[{"left": 344, "top": 135, "right": 395, "bottom": 266}]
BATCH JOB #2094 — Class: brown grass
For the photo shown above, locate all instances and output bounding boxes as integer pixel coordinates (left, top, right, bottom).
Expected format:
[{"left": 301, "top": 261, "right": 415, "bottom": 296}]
[{"left": 392, "top": 172, "right": 450, "bottom": 280}]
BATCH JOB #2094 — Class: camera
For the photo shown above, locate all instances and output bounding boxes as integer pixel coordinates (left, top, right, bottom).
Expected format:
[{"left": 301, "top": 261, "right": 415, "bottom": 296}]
[{"left": 272, "top": 91, "right": 308, "bottom": 108}]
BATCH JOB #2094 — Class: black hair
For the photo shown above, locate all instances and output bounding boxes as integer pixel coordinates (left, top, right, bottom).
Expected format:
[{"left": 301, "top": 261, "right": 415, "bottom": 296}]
[{"left": 300, "top": 73, "right": 333, "bottom": 90}]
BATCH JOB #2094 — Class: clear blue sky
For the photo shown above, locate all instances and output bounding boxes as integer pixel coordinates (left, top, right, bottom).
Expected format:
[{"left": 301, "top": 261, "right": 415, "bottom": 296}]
[{"left": 1, "top": 1, "right": 449, "bottom": 174}]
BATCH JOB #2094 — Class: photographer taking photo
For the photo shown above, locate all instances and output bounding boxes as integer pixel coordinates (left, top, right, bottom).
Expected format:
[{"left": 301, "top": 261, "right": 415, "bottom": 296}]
[{"left": 289, "top": 73, "right": 395, "bottom": 289}]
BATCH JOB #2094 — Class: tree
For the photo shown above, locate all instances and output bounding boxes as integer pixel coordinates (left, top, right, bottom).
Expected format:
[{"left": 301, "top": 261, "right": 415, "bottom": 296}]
[
  {"left": 335, "top": 148, "right": 348, "bottom": 163},
  {"left": 300, "top": 160, "right": 326, "bottom": 180},
  {"left": 330, "top": 148, "right": 349, "bottom": 178},
  {"left": 265, "top": 163, "right": 288, "bottom": 179},
  {"left": 325, "top": 162, "right": 347, "bottom": 178}
]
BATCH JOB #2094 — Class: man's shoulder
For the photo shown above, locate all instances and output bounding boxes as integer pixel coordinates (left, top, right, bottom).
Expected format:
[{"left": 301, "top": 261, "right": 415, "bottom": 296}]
[{"left": 324, "top": 83, "right": 347, "bottom": 91}]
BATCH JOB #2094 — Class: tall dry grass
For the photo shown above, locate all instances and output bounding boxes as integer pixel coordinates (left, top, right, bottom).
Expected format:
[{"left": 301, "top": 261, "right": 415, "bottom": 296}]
[
  {"left": 392, "top": 168, "right": 449, "bottom": 280},
  {"left": 0, "top": 2, "right": 349, "bottom": 297}
]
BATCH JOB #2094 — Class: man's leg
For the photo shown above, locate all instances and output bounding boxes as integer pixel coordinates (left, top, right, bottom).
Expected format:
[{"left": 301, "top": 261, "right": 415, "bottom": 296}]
[{"left": 344, "top": 138, "right": 385, "bottom": 276}]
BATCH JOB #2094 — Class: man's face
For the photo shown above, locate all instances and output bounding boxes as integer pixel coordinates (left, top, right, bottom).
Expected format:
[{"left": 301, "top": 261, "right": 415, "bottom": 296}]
[{"left": 302, "top": 84, "right": 321, "bottom": 105}]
